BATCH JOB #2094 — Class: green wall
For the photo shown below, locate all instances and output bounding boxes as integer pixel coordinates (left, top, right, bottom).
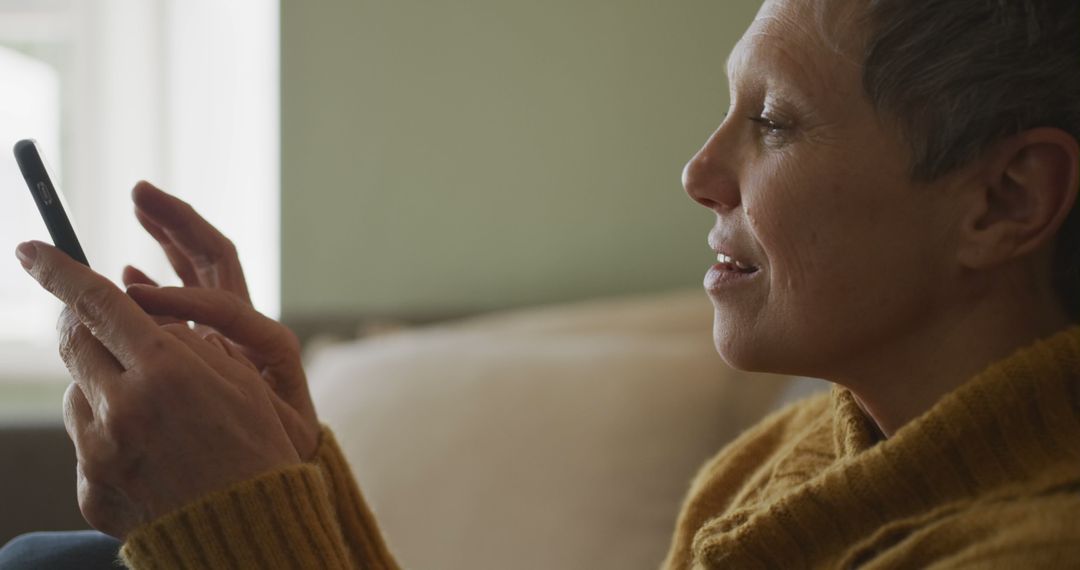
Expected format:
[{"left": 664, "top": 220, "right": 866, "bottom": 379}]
[{"left": 281, "top": 0, "right": 760, "bottom": 318}]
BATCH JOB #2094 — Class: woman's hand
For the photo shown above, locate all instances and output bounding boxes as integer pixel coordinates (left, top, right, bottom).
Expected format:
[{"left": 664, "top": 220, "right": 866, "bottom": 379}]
[
  {"left": 17, "top": 241, "right": 300, "bottom": 539},
  {"left": 122, "top": 182, "right": 320, "bottom": 461}
]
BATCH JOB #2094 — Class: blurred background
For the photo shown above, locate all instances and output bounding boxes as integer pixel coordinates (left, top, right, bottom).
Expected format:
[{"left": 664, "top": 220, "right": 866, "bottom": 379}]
[
  {"left": 0, "top": 0, "right": 763, "bottom": 553},
  {"left": 0, "top": 0, "right": 757, "bottom": 417}
]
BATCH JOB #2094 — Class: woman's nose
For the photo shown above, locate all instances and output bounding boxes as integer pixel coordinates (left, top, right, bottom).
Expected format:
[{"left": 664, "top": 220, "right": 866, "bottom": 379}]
[{"left": 682, "top": 130, "right": 740, "bottom": 212}]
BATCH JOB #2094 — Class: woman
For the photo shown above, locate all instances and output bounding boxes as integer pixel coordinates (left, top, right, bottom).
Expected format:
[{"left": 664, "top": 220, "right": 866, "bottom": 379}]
[{"left": 4, "top": 0, "right": 1079, "bottom": 567}]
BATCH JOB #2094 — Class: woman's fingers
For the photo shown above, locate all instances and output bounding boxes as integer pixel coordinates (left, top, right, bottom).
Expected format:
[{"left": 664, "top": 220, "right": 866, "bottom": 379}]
[
  {"left": 62, "top": 382, "right": 94, "bottom": 453},
  {"left": 133, "top": 210, "right": 200, "bottom": 288},
  {"left": 131, "top": 181, "right": 251, "bottom": 302},
  {"left": 159, "top": 323, "right": 244, "bottom": 375},
  {"left": 64, "top": 384, "right": 142, "bottom": 539},
  {"left": 161, "top": 323, "right": 259, "bottom": 376},
  {"left": 121, "top": 265, "right": 159, "bottom": 288},
  {"left": 204, "top": 332, "right": 259, "bottom": 372},
  {"left": 121, "top": 266, "right": 184, "bottom": 327},
  {"left": 19, "top": 241, "right": 163, "bottom": 374},
  {"left": 22, "top": 239, "right": 300, "bottom": 539},
  {"left": 126, "top": 282, "right": 320, "bottom": 461},
  {"left": 56, "top": 310, "right": 123, "bottom": 409},
  {"left": 127, "top": 284, "right": 300, "bottom": 368},
  {"left": 266, "top": 388, "right": 321, "bottom": 461}
]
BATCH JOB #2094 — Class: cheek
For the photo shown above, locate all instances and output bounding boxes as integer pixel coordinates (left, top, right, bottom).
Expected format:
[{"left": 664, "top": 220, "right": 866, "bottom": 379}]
[
  {"left": 746, "top": 162, "right": 851, "bottom": 291},
  {"left": 747, "top": 161, "right": 926, "bottom": 320}
]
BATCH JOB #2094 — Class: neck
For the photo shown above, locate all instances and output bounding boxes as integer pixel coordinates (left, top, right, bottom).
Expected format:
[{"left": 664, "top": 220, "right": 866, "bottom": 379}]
[{"left": 836, "top": 272, "right": 1072, "bottom": 438}]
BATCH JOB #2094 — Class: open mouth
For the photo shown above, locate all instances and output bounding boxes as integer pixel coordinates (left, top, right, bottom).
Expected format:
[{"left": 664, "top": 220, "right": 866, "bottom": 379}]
[{"left": 717, "top": 253, "right": 759, "bottom": 274}]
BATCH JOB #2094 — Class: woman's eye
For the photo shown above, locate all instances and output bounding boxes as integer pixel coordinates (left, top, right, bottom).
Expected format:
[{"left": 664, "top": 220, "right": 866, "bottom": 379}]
[{"left": 749, "top": 116, "right": 785, "bottom": 134}]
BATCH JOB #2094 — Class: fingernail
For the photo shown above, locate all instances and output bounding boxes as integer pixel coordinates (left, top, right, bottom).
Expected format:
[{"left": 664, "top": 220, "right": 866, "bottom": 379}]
[{"left": 15, "top": 242, "right": 37, "bottom": 271}]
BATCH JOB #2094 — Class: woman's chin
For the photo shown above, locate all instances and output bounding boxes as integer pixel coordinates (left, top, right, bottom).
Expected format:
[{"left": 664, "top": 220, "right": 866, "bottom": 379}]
[
  {"left": 711, "top": 317, "right": 759, "bottom": 372},
  {"left": 710, "top": 312, "right": 791, "bottom": 374},
  {"left": 714, "top": 344, "right": 758, "bottom": 372}
]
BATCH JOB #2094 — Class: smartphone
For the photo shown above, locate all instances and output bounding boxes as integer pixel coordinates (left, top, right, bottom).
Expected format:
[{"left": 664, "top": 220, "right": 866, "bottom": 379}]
[{"left": 13, "top": 139, "right": 89, "bottom": 267}]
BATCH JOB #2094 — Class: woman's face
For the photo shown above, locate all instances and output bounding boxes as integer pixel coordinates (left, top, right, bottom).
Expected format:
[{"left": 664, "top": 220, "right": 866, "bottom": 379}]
[{"left": 686, "top": 0, "right": 962, "bottom": 379}]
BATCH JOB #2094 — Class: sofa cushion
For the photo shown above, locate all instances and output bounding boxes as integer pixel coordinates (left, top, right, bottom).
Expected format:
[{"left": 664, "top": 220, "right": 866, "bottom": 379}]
[{"left": 308, "top": 290, "right": 815, "bottom": 570}]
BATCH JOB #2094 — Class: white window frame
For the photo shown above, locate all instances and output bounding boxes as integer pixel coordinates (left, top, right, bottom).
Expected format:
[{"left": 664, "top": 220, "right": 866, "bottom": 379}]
[{"left": 0, "top": 0, "right": 279, "bottom": 392}]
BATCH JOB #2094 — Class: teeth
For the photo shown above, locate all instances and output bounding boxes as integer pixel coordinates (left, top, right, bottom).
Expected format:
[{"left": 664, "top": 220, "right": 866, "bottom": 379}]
[{"left": 717, "top": 253, "right": 754, "bottom": 271}]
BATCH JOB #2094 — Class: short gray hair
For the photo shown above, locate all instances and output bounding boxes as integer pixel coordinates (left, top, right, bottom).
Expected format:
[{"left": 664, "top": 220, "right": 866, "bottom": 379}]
[{"left": 860, "top": 0, "right": 1080, "bottom": 316}]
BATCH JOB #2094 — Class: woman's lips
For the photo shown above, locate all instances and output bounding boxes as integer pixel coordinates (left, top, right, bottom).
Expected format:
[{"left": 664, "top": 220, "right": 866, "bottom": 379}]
[{"left": 704, "top": 262, "right": 761, "bottom": 291}]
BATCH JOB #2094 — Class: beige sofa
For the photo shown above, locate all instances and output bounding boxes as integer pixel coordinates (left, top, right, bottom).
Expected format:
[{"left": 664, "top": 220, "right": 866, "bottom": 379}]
[
  {"left": 309, "top": 289, "right": 826, "bottom": 570},
  {"left": 0, "top": 289, "right": 825, "bottom": 562}
]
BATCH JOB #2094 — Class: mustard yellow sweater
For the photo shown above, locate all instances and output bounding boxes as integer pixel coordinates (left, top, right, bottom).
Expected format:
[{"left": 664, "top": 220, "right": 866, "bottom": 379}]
[
  {"left": 664, "top": 327, "right": 1080, "bottom": 568},
  {"left": 122, "top": 328, "right": 1080, "bottom": 569},
  {"left": 121, "top": 427, "right": 398, "bottom": 569}
]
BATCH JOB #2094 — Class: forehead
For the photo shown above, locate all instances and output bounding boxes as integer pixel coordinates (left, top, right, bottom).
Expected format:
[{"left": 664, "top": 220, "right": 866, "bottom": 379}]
[{"left": 726, "top": 0, "right": 862, "bottom": 97}]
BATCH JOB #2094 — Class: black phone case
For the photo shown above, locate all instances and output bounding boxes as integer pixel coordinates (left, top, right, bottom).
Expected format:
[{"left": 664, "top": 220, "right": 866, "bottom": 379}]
[{"left": 14, "top": 139, "right": 89, "bottom": 267}]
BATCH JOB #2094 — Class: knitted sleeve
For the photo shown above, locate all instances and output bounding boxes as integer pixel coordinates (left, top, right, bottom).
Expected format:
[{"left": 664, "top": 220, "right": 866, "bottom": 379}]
[{"left": 120, "top": 426, "right": 400, "bottom": 570}]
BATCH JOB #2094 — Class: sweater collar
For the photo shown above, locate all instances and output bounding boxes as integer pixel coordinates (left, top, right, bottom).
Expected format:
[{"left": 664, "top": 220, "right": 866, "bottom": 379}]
[
  {"left": 700, "top": 326, "right": 1080, "bottom": 568},
  {"left": 833, "top": 325, "right": 1080, "bottom": 469},
  {"left": 828, "top": 325, "right": 1080, "bottom": 509}
]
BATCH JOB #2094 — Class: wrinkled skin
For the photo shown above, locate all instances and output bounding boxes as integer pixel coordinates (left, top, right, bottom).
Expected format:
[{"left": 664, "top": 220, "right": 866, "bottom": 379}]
[
  {"left": 684, "top": 0, "right": 1078, "bottom": 435},
  {"left": 685, "top": 0, "right": 957, "bottom": 379},
  {"left": 18, "top": 182, "right": 321, "bottom": 538}
]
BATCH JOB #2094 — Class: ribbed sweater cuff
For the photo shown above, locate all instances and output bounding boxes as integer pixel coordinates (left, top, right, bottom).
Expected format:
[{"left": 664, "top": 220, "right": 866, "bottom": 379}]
[
  {"left": 121, "top": 464, "right": 353, "bottom": 569},
  {"left": 315, "top": 426, "right": 400, "bottom": 570}
]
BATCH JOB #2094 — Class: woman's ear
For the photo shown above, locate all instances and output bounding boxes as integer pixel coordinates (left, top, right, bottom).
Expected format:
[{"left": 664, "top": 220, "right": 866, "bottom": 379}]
[{"left": 956, "top": 128, "right": 1080, "bottom": 269}]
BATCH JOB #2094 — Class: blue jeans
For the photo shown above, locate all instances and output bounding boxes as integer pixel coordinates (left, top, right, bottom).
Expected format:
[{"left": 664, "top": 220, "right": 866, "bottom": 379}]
[{"left": 0, "top": 531, "right": 122, "bottom": 569}]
